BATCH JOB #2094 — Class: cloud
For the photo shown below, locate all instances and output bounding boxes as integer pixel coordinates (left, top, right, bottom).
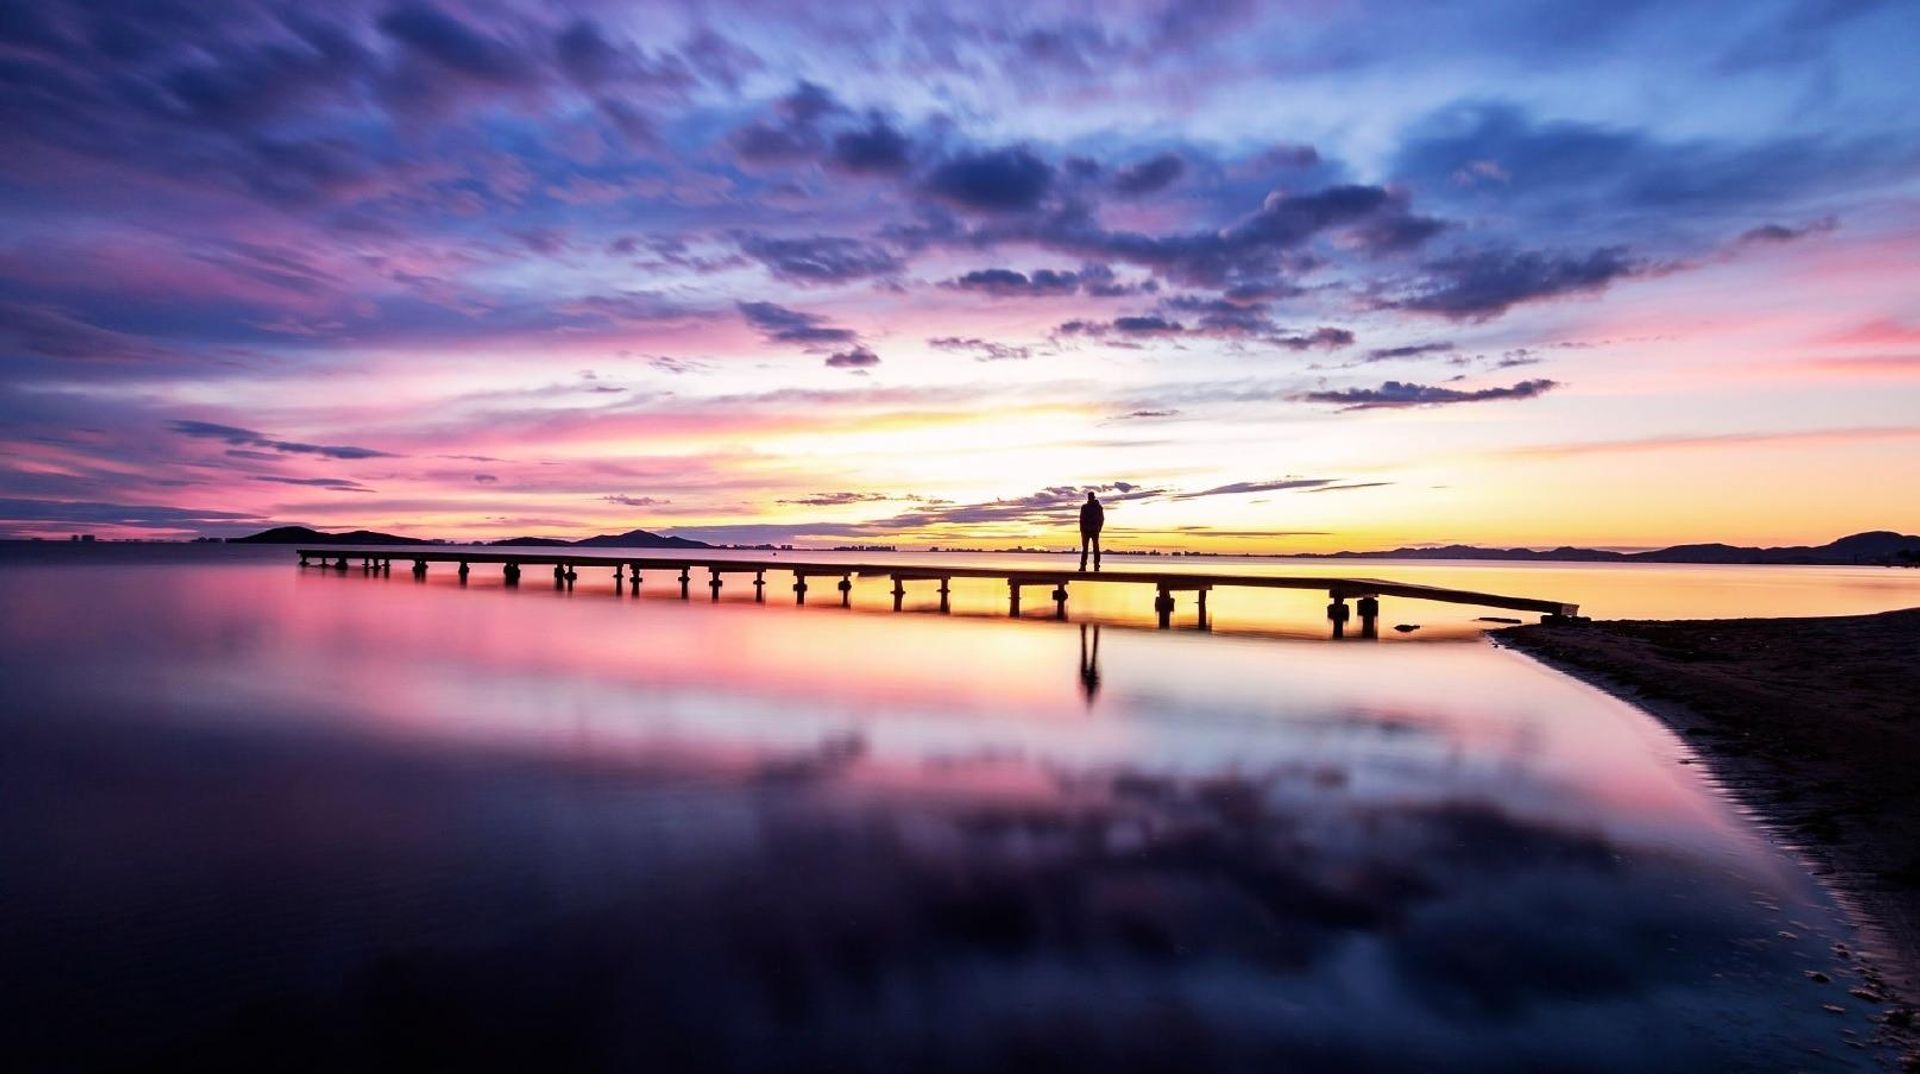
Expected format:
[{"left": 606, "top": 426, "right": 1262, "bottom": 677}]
[
  {"left": 0, "top": 498, "right": 265, "bottom": 528},
  {"left": 1298, "top": 378, "right": 1561, "bottom": 410},
  {"left": 942, "top": 263, "right": 1150, "bottom": 299},
  {"left": 252, "top": 476, "right": 373, "bottom": 492},
  {"left": 1500, "top": 425, "right": 1920, "bottom": 458},
  {"left": 1738, "top": 217, "right": 1838, "bottom": 244},
  {"left": 379, "top": 3, "right": 537, "bottom": 87},
  {"left": 1365, "top": 342, "right": 1456, "bottom": 361},
  {"left": 604, "top": 494, "right": 669, "bottom": 506},
  {"left": 1303, "top": 481, "right": 1393, "bottom": 493},
  {"left": 1172, "top": 478, "right": 1342, "bottom": 499},
  {"left": 778, "top": 492, "right": 903, "bottom": 506},
  {"left": 825, "top": 346, "right": 881, "bottom": 369},
  {"left": 1058, "top": 310, "right": 1353, "bottom": 351},
  {"left": 830, "top": 117, "right": 912, "bottom": 174},
  {"left": 473, "top": 473, "right": 499, "bottom": 483},
  {"left": 927, "top": 337, "right": 1031, "bottom": 362},
  {"left": 1394, "top": 103, "right": 1913, "bottom": 227},
  {"left": 952, "top": 183, "right": 1443, "bottom": 290},
  {"left": 1395, "top": 248, "right": 1640, "bottom": 320},
  {"left": 858, "top": 482, "right": 1160, "bottom": 528},
  {"left": 944, "top": 267, "right": 1081, "bottom": 297},
  {"left": 727, "top": 80, "right": 843, "bottom": 165},
  {"left": 923, "top": 147, "right": 1054, "bottom": 212},
  {"left": 169, "top": 420, "right": 396, "bottom": 460},
  {"left": 1110, "top": 152, "right": 1185, "bottom": 196},
  {"left": 0, "top": 301, "right": 175, "bottom": 364},
  {"left": 737, "top": 301, "right": 859, "bottom": 345},
  {"left": 738, "top": 235, "right": 903, "bottom": 285}
]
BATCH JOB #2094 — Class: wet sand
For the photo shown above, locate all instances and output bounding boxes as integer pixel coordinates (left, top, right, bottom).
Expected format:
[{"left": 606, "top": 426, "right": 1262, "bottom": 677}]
[{"left": 1502, "top": 608, "right": 1920, "bottom": 1020}]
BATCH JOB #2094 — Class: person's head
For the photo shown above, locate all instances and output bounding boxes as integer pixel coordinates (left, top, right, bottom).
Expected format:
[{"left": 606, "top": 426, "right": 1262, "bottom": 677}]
[{"left": 1086, "top": 491, "right": 1097, "bottom": 501}]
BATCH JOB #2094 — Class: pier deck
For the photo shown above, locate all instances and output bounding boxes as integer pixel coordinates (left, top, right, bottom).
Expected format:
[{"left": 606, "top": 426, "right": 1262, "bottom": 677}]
[{"left": 297, "top": 547, "right": 1581, "bottom": 636}]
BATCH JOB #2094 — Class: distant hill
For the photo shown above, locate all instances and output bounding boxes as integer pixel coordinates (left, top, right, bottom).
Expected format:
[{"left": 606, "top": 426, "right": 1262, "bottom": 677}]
[
  {"left": 232, "top": 525, "right": 709, "bottom": 548},
  {"left": 1305, "top": 531, "right": 1920, "bottom": 566},
  {"left": 571, "top": 528, "right": 710, "bottom": 549},
  {"left": 232, "top": 525, "right": 427, "bottom": 546}
]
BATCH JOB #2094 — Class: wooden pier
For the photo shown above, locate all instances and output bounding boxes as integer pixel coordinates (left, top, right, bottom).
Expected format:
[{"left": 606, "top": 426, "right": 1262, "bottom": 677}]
[{"left": 297, "top": 547, "right": 1582, "bottom": 637}]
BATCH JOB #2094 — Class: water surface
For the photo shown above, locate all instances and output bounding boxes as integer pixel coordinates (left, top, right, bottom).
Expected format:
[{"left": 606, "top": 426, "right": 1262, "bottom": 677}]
[{"left": 1, "top": 548, "right": 1910, "bottom": 1071}]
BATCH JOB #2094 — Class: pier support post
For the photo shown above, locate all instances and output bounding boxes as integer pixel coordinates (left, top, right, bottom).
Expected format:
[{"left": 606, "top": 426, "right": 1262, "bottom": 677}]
[
  {"left": 334, "top": 557, "right": 348, "bottom": 572},
  {"left": 412, "top": 559, "right": 428, "bottom": 580},
  {"left": 1356, "top": 595, "right": 1379, "bottom": 639},
  {"left": 504, "top": 563, "right": 521, "bottom": 586},
  {"left": 614, "top": 563, "right": 623, "bottom": 587},
  {"left": 891, "top": 576, "right": 906, "bottom": 611},
  {"left": 793, "top": 576, "right": 808, "bottom": 605},
  {"left": 938, "top": 578, "right": 951, "bottom": 613},
  {"left": 709, "top": 568, "right": 724, "bottom": 602},
  {"left": 1327, "top": 594, "right": 1349, "bottom": 639},
  {"left": 838, "top": 575, "right": 852, "bottom": 607},
  {"left": 753, "top": 571, "right": 765, "bottom": 603},
  {"left": 1155, "top": 585, "right": 1175, "bottom": 629},
  {"left": 1052, "top": 583, "right": 1069, "bottom": 620},
  {"left": 298, "top": 553, "right": 309, "bottom": 567},
  {"left": 458, "top": 561, "right": 470, "bottom": 584},
  {"left": 1008, "top": 580, "right": 1021, "bottom": 617},
  {"left": 629, "top": 565, "right": 641, "bottom": 593},
  {"left": 1197, "top": 587, "right": 1210, "bottom": 631},
  {"left": 382, "top": 559, "right": 392, "bottom": 575},
  {"left": 678, "top": 567, "right": 690, "bottom": 600}
]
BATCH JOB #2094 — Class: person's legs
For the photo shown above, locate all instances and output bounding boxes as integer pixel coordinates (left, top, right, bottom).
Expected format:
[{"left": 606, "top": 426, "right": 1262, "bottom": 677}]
[
  {"left": 1079, "top": 533, "right": 1090, "bottom": 571},
  {"left": 1093, "top": 532, "right": 1101, "bottom": 571}
]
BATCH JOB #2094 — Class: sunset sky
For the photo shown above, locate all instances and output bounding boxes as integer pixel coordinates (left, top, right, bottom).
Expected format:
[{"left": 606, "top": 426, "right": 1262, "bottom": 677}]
[{"left": 1, "top": 0, "right": 1916, "bottom": 549}]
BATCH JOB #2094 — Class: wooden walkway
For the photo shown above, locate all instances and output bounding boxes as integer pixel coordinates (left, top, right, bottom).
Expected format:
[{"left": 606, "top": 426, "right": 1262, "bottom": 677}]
[{"left": 297, "top": 547, "right": 1582, "bottom": 636}]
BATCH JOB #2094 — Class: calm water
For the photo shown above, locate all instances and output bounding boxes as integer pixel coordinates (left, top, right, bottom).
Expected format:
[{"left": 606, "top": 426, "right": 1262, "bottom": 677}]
[{"left": 3, "top": 546, "right": 1916, "bottom": 1071}]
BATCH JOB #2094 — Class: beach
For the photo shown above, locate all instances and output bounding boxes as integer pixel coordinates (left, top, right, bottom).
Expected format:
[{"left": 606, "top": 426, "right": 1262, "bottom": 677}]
[{"left": 1502, "top": 608, "right": 1920, "bottom": 1022}]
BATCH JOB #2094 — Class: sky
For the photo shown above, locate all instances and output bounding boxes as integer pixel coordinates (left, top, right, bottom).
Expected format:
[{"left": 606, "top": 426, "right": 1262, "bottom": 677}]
[{"left": 1, "top": 0, "right": 1917, "bottom": 551}]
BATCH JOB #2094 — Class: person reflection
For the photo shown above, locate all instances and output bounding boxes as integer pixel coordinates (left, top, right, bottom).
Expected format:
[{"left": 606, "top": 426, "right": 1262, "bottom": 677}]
[{"left": 1079, "top": 623, "right": 1101, "bottom": 704}]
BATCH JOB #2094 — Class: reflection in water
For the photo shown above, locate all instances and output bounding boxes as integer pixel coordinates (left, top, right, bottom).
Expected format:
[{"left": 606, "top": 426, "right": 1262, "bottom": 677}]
[
  {"left": 1079, "top": 623, "right": 1101, "bottom": 704},
  {"left": 0, "top": 552, "right": 1906, "bottom": 1072}
]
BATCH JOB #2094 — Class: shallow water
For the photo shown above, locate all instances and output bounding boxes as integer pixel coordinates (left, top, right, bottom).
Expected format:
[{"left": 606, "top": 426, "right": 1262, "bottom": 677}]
[{"left": 0, "top": 548, "right": 1909, "bottom": 1071}]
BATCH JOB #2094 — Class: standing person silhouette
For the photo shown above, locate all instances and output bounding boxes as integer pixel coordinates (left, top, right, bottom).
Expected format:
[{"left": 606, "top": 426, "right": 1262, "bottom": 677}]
[{"left": 1078, "top": 490, "right": 1104, "bottom": 572}]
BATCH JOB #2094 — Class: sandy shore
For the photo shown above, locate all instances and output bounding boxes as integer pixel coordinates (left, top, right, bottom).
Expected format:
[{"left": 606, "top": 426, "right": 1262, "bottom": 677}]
[{"left": 1502, "top": 609, "right": 1920, "bottom": 1024}]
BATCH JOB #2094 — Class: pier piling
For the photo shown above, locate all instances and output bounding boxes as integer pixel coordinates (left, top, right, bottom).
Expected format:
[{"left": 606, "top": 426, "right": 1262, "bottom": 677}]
[{"left": 294, "top": 548, "right": 1582, "bottom": 633}]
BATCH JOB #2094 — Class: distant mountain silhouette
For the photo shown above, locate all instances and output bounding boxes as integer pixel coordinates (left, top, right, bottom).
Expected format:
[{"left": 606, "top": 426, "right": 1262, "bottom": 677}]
[
  {"left": 490, "top": 531, "right": 709, "bottom": 548},
  {"left": 232, "top": 525, "right": 427, "bottom": 546},
  {"left": 570, "top": 528, "right": 710, "bottom": 549},
  {"left": 234, "top": 525, "right": 710, "bottom": 549},
  {"left": 1302, "top": 530, "right": 1920, "bottom": 565}
]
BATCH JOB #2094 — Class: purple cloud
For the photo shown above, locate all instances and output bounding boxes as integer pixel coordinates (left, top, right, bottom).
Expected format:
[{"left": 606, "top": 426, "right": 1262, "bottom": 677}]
[{"left": 1298, "top": 379, "right": 1562, "bottom": 410}]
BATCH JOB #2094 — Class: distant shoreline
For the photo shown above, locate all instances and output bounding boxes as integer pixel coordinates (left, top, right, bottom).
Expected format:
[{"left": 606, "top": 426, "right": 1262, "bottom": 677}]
[
  {"left": 8, "top": 528, "right": 1920, "bottom": 568},
  {"left": 1499, "top": 610, "right": 1920, "bottom": 1021}
]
